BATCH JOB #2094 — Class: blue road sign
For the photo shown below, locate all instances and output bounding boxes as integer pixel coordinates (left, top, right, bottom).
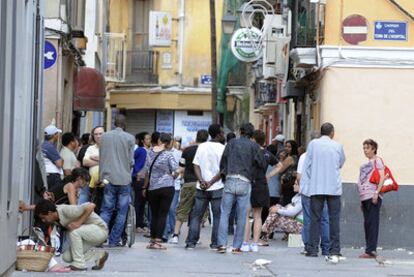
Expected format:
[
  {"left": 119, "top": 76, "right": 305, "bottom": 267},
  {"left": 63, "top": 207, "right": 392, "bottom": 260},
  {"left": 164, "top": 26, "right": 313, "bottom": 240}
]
[
  {"left": 44, "top": 41, "right": 58, "bottom": 70},
  {"left": 374, "top": 21, "right": 407, "bottom": 41},
  {"left": 200, "top": 75, "right": 212, "bottom": 85}
]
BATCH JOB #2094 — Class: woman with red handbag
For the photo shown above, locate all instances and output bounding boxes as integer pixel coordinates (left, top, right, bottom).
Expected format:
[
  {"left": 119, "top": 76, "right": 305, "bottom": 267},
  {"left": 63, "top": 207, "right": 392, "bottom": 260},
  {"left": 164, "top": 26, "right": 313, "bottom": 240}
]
[{"left": 357, "top": 139, "right": 385, "bottom": 258}]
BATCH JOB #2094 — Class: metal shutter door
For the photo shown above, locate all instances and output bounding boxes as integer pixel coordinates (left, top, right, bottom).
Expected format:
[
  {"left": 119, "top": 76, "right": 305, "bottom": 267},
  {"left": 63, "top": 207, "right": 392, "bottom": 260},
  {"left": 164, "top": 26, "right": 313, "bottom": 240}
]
[{"left": 125, "top": 109, "right": 156, "bottom": 135}]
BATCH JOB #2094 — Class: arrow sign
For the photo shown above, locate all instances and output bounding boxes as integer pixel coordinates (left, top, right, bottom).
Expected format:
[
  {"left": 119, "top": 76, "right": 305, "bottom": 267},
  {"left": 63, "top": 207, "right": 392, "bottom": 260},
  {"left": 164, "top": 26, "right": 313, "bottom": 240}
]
[{"left": 44, "top": 41, "right": 58, "bottom": 70}]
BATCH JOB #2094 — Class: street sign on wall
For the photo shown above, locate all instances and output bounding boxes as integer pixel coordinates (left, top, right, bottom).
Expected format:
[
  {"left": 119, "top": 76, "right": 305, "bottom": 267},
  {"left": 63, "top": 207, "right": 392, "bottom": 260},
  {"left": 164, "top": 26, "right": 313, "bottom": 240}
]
[
  {"left": 342, "top": 14, "right": 368, "bottom": 45},
  {"left": 44, "top": 41, "right": 57, "bottom": 70},
  {"left": 231, "top": 27, "right": 263, "bottom": 62},
  {"left": 374, "top": 21, "right": 407, "bottom": 41}
]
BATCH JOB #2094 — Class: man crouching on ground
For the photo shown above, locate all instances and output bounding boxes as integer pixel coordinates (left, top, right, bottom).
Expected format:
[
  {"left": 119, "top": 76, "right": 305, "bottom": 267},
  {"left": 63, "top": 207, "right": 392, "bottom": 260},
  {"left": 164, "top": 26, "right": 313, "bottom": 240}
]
[{"left": 35, "top": 199, "right": 109, "bottom": 271}]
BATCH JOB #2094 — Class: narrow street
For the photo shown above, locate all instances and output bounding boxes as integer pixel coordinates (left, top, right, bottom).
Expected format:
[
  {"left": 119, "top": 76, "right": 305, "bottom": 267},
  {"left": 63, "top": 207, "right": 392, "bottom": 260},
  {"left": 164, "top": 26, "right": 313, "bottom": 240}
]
[{"left": 13, "top": 226, "right": 414, "bottom": 277}]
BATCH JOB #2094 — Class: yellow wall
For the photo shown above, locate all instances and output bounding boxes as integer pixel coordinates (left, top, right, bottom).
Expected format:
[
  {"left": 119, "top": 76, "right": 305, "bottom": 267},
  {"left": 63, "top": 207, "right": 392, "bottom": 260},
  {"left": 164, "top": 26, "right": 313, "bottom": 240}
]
[
  {"left": 109, "top": 0, "right": 223, "bottom": 87},
  {"left": 319, "top": 67, "right": 414, "bottom": 185},
  {"left": 325, "top": 0, "right": 414, "bottom": 47}
]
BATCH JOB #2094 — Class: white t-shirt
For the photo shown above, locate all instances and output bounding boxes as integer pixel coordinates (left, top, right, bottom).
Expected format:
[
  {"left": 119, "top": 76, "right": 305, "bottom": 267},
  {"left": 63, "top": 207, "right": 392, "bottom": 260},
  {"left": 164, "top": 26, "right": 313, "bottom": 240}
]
[
  {"left": 297, "top": 152, "right": 307, "bottom": 175},
  {"left": 193, "top": 141, "right": 225, "bottom": 191},
  {"left": 83, "top": 144, "right": 100, "bottom": 180},
  {"left": 60, "top": 146, "right": 79, "bottom": 171}
]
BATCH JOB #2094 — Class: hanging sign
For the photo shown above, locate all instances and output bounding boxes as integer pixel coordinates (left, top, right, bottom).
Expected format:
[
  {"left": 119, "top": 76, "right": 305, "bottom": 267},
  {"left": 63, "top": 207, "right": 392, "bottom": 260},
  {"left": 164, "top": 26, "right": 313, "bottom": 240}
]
[
  {"left": 149, "top": 11, "right": 172, "bottom": 46},
  {"left": 231, "top": 27, "right": 263, "bottom": 62}
]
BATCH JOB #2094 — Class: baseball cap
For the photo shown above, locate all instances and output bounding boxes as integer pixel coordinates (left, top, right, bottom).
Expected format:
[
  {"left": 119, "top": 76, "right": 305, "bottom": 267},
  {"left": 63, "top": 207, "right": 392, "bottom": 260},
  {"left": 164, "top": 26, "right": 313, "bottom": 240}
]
[
  {"left": 44, "top": 125, "right": 62, "bottom": 135},
  {"left": 272, "top": 134, "right": 285, "bottom": 142}
]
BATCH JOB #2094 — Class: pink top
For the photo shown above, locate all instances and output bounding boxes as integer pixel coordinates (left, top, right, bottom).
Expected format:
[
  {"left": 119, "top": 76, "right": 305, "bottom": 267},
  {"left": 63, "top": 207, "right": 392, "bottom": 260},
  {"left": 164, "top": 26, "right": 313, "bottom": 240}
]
[{"left": 357, "top": 157, "right": 385, "bottom": 201}]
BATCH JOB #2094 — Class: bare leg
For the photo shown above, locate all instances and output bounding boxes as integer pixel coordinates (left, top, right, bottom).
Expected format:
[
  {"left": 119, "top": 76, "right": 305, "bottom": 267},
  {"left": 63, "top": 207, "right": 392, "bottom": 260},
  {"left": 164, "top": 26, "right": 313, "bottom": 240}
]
[
  {"left": 173, "top": 220, "right": 183, "bottom": 235},
  {"left": 252, "top": 207, "right": 263, "bottom": 243},
  {"left": 243, "top": 207, "right": 251, "bottom": 243}
]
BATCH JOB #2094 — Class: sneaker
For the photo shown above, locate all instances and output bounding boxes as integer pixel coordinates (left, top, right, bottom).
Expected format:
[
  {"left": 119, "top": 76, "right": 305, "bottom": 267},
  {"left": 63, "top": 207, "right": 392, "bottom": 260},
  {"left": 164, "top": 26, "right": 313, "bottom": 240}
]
[
  {"left": 169, "top": 235, "right": 179, "bottom": 244},
  {"left": 185, "top": 244, "right": 195, "bottom": 250},
  {"left": 241, "top": 242, "right": 250, "bottom": 252},
  {"left": 217, "top": 246, "right": 227, "bottom": 253},
  {"left": 326, "top": 255, "right": 340, "bottom": 264},
  {"left": 92, "top": 251, "right": 109, "bottom": 270},
  {"left": 300, "top": 249, "right": 308, "bottom": 255},
  {"left": 250, "top": 243, "right": 259, "bottom": 252}
]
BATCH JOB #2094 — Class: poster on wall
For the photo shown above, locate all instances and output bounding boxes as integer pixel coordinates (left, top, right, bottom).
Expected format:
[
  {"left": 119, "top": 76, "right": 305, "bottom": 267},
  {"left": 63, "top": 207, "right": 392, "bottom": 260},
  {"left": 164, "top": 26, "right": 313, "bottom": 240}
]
[
  {"left": 174, "top": 111, "right": 212, "bottom": 147},
  {"left": 149, "top": 11, "right": 172, "bottom": 46},
  {"left": 156, "top": 110, "right": 174, "bottom": 133}
]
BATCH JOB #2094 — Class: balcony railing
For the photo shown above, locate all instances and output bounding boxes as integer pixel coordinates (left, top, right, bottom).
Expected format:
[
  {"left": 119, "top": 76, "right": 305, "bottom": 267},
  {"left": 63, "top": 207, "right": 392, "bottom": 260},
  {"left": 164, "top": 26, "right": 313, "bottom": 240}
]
[
  {"left": 103, "top": 33, "right": 159, "bottom": 83},
  {"left": 126, "top": 50, "right": 158, "bottom": 83},
  {"left": 103, "top": 33, "right": 126, "bottom": 82},
  {"left": 254, "top": 80, "right": 277, "bottom": 109}
]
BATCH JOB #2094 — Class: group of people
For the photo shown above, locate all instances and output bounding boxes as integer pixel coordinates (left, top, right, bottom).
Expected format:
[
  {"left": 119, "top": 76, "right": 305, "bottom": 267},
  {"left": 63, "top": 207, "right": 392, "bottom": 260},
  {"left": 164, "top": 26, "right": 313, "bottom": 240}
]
[{"left": 23, "top": 115, "right": 388, "bottom": 271}]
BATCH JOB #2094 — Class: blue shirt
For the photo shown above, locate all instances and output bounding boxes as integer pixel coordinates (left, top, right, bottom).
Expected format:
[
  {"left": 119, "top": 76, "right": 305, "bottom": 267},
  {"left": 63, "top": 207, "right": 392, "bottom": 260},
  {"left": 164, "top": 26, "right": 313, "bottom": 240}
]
[
  {"left": 42, "top": 141, "right": 61, "bottom": 163},
  {"left": 132, "top": 147, "right": 147, "bottom": 178},
  {"left": 302, "top": 136, "right": 346, "bottom": 196}
]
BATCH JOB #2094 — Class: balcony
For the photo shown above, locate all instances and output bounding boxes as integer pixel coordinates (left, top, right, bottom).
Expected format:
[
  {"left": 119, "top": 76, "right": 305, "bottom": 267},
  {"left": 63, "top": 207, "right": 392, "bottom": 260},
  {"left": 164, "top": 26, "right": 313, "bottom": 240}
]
[
  {"left": 254, "top": 80, "right": 277, "bottom": 109},
  {"left": 103, "top": 33, "right": 158, "bottom": 84}
]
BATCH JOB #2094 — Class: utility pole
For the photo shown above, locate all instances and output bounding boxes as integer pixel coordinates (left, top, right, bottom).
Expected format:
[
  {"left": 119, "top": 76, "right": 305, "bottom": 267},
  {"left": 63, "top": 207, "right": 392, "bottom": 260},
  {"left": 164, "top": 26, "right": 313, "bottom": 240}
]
[{"left": 209, "top": 0, "right": 219, "bottom": 124}]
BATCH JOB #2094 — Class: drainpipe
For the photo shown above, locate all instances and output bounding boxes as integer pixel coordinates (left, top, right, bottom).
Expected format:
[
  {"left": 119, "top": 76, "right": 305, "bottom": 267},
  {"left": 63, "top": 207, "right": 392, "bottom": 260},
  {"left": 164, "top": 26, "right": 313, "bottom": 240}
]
[{"left": 178, "top": 0, "right": 185, "bottom": 88}]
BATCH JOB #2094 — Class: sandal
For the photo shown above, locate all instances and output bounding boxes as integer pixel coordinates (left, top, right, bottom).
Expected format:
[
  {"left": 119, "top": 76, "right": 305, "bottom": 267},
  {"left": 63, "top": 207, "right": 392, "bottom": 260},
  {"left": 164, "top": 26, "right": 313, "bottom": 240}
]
[
  {"left": 146, "top": 242, "right": 167, "bottom": 250},
  {"left": 258, "top": 239, "right": 269, "bottom": 246}
]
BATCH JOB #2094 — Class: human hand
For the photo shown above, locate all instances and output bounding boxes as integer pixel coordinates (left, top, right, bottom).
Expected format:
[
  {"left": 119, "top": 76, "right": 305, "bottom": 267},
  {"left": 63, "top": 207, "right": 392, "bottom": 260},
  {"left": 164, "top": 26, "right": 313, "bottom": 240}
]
[
  {"left": 68, "top": 221, "right": 81, "bottom": 231},
  {"left": 372, "top": 194, "right": 379, "bottom": 204},
  {"left": 43, "top": 191, "right": 54, "bottom": 201},
  {"left": 269, "top": 205, "right": 278, "bottom": 213},
  {"left": 199, "top": 181, "right": 208, "bottom": 190},
  {"left": 19, "top": 201, "right": 28, "bottom": 212}
]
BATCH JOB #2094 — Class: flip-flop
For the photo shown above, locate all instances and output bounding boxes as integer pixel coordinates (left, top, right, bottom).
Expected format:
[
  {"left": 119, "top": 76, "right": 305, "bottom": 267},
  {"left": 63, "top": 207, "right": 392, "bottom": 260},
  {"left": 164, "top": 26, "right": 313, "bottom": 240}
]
[{"left": 146, "top": 242, "right": 167, "bottom": 250}]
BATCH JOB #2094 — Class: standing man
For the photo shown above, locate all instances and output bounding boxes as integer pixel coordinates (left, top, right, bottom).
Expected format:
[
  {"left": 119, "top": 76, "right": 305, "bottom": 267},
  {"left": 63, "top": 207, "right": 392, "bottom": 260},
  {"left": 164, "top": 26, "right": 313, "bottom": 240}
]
[
  {"left": 35, "top": 199, "right": 109, "bottom": 271},
  {"left": 60, "top": 132, "right": 80, "bottom": 177},
  {"left": 185, "top": 124, "right": 225, "bottom": 250},
  {"left": 99, "top": 114, "right": 135, "bottom": 247},
  {"left": 303, "top": 123, "right": 345, "bottom": 263},
  {"left": 81, "top": 126, "right": 105, "bottom": 205},
  {"left": 297, "top": 132, "right": 330, "bottom": 257},
  {"left": 42, "top": 124, "right": 63, "bottom": 190},
  {"left": 169, "top": 129, "right": 208, "bottom": 243},
  {"left": 217, "top": 123, "right": 263, "bottom": 253}
]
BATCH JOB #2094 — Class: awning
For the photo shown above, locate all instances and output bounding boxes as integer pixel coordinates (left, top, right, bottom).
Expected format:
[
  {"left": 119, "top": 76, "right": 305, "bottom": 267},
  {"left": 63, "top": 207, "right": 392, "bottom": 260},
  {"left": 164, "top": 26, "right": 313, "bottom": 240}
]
[{"left": 74, "top": 67, "right": 105, "bottom": 111}]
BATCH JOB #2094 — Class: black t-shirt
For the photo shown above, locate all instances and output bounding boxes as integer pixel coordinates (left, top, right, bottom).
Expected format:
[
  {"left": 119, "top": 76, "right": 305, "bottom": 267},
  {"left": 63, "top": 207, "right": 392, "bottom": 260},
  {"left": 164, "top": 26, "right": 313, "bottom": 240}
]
[{"left": 180, "top": 145, "right": 198, "bottom": 183}]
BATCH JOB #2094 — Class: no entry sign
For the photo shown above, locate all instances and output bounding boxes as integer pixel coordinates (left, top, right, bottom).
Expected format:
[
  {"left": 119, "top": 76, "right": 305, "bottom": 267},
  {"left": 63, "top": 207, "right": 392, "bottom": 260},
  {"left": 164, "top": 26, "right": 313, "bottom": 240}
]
[{"left": 342, "top": 14, "right": 368, "bottom": 45}]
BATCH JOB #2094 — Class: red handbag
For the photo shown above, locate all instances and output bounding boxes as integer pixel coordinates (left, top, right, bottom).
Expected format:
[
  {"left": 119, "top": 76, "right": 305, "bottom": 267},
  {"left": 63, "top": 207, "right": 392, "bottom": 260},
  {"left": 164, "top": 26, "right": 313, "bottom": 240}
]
[{"left": 369, "top": 158, "right": 399, "bottom": 193}]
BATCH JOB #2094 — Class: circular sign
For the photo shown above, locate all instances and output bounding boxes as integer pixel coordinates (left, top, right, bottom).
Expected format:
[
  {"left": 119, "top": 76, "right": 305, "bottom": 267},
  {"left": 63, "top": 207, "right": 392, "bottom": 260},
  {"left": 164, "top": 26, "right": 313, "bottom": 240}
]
[
  {"left": 342, "top": 14, "right": 368, "bottom": 45},
  {"left": 231, "top": 27, "right": 263, "bottom": 62},
  {"left": 44, "top": 41, "right": 58, "bottom": 70}
]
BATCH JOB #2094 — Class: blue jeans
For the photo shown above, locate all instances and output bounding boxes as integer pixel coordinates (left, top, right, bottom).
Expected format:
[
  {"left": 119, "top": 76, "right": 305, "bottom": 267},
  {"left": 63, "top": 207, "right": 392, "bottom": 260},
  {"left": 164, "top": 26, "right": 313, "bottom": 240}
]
[
  {"left": 163, "top": 189, "right": 180, "bottom": 239},
  {"left": 309, "top": 195, "right": 341, "bottom": 256},
  {"left": 100, "top": 183, "right": 131, "bottom": 245},
  {"left": 217, "top": 177, "right": 251, "bottom": 249},
  {"left": 186, "top": 188, "right": 222, "bottom": 248},
  {"left": 301, "top": 195, "right": 329, "bottom": 255},
  {"left": 77, "top": 185, "right": 90, "bottom": 205}
]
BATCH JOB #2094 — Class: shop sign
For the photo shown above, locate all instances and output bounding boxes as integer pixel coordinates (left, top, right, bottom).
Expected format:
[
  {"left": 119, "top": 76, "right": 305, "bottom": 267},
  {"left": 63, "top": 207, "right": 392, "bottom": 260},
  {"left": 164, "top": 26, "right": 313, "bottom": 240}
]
[
  {"left": 156, "top": 110, "right": 174, "bottom": 133},
  {"left": 374, "top": 21, "right": 407, "bottom": 41},
  {"left": 149, "top": 11, "right": 172, "bottom": 46},
  {"left": 231, "top": 27, "right": 263, "bottom": 62}
]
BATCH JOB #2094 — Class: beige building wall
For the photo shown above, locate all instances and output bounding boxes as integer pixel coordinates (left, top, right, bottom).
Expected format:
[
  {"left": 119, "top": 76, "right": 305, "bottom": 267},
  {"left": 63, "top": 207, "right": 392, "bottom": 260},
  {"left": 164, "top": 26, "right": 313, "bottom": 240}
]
[{"left": 319, "top": 67, "right": 414, "bottom": 184}]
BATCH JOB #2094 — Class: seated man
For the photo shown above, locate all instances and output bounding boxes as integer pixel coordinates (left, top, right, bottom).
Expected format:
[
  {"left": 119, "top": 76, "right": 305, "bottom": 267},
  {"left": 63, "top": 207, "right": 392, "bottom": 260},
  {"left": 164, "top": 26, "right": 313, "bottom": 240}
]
[
  {"left": 261, "top": 182, "right": 303, "bottom": 240},
  {"left": 34, "top": 199, "right": 109, "bottom": 271}
]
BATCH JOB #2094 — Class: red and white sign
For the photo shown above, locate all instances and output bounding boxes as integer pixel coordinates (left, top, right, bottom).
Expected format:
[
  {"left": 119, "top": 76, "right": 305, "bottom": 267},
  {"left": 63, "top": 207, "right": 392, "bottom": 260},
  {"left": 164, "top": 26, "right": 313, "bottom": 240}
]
[{"left": 342, "top": 14, "right": 368, "bottom": 45}]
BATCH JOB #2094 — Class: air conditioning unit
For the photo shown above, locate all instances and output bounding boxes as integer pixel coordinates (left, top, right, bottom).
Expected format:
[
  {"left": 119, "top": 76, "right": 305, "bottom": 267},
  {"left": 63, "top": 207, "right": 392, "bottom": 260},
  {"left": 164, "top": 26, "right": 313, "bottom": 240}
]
[{"left": 262, "top": 15, "right": 291, "bottom": 79}]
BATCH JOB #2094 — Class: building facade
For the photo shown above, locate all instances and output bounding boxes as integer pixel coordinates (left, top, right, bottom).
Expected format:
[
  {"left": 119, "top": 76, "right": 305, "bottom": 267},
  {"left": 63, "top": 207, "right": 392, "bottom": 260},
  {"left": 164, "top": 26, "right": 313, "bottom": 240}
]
[
  {"left": 292, "top": 0, "right": 414, "bottom": 247},
  {"left": 103, "top": 0, "right": 227, "bottom": 145},
  {"left": 0, "top": 0, "right": 44, "bottom": 275}
]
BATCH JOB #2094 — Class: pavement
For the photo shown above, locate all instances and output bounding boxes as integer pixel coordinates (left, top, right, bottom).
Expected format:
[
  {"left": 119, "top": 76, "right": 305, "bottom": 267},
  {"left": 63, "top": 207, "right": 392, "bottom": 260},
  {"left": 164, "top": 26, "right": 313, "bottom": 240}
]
[{"left": 13, "top": 224, "right": 414, "bottom": 277}]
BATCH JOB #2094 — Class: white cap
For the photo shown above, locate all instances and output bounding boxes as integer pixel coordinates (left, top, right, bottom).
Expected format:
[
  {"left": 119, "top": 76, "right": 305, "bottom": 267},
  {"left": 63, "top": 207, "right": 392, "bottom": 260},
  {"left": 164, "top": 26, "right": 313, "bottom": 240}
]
[
  {"left": 44, "top": 125, "right": 62, "bottom": 135},
  {"left": 272, "top": 134, "right": 285, "bottom": 142}
]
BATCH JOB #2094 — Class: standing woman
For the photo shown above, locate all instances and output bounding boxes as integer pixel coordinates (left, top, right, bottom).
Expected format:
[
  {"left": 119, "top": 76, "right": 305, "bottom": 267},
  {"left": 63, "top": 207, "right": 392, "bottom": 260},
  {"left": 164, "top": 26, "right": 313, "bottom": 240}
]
[
  {"left": 358, "top": 139, "right": 385, "bottom": 258},
  {"left": 143, "top": 133, "right": 179, "bottom": 250},
  {"left": 267, "top": 140, "right": 299, "bottom": 206}
]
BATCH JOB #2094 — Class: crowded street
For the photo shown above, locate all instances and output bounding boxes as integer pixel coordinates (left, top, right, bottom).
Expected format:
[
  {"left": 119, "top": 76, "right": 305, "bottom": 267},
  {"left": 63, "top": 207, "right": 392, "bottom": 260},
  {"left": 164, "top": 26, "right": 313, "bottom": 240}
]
[{"left": 2, "top": 0, "right": 414, "bottom": 276}]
